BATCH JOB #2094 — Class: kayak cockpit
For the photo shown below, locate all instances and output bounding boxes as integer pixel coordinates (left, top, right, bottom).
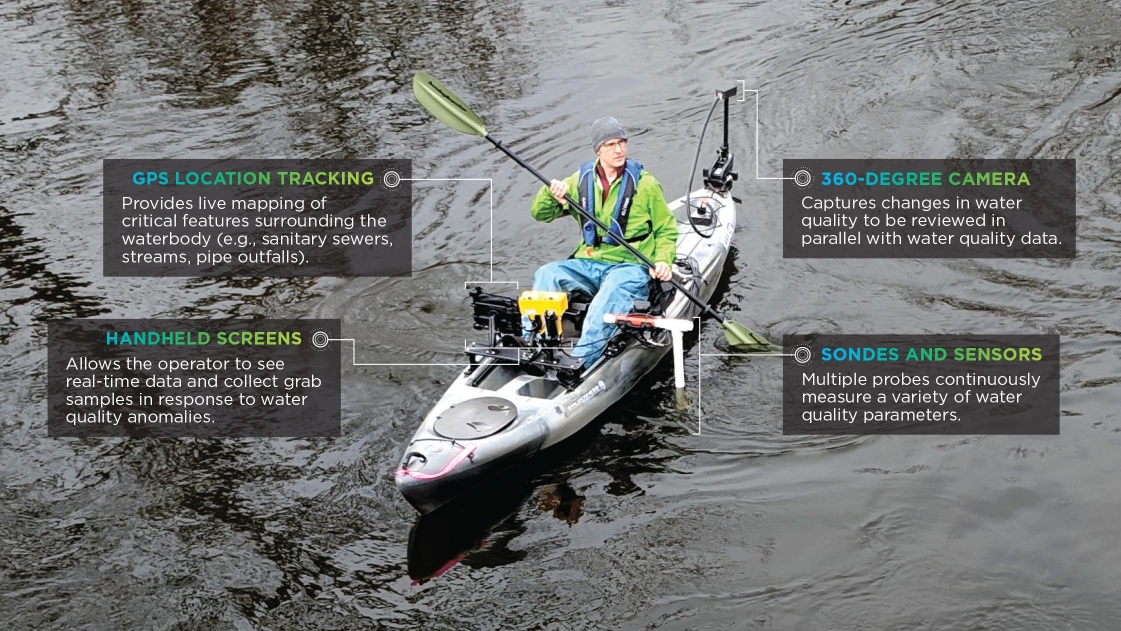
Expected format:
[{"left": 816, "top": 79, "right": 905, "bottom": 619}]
[{"left": 462, "top": 272, "right": 691, "bottom": 393}]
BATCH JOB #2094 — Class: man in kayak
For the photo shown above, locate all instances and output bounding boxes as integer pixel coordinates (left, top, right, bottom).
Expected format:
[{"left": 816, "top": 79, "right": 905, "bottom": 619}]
[{"left": 529, "top": 116, "right": 678, "bottom": 364}]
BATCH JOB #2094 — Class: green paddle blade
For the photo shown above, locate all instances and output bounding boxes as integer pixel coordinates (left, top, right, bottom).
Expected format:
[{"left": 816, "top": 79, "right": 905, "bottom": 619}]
[
  {"left": 412, "top": 72, "right": 487, "bottom": 137},
  {"left": 722, "top": 319, "right": 774, "bottom": 352}
]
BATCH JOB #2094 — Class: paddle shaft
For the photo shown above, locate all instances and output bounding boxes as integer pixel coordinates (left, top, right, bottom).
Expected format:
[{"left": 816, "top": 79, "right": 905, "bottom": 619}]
[{"left": 484, "top": 133, "right": 728, "bottom": 325}]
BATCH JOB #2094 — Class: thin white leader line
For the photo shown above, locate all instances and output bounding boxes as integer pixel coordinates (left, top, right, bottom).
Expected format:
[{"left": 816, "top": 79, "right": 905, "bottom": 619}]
[
  {"left": 694, "top": 317, "right": 703, "bottom": 436},
  {"left": 403, "top": 177, "right": 498, "bottom": 282},
  {"left": 700, "top": 353, "right": 792, "bottom": 357},
  {"left": 464, "top": 281, "right": 519, "bottom": 288},
  {"left": 464, "top": 339, "right": 543, "bottom": 352},
  {"left": 690, "top": 312, "right": 791, "bottom": 435},
  {"left": 327, "top": 337, "right": 516, "bottom": 367},
  {"left": 735, "top": 81, "right": 793, "bottom": 181}
]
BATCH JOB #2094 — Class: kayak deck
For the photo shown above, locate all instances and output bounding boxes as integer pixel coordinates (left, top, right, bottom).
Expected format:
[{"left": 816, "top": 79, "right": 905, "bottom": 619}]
[{"left": 396, "top": 189, "right": 737, "bottom": 513}]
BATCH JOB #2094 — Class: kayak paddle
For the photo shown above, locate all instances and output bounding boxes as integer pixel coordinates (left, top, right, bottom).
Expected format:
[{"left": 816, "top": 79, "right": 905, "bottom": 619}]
[{"left": 411, "top": 71, "right": 773, "bottom": 352}]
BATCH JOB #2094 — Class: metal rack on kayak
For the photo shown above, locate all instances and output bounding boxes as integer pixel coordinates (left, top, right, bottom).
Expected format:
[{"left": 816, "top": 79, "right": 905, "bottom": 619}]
[{"left": 462, "top": 277, "right": 687, "bottom": 391}]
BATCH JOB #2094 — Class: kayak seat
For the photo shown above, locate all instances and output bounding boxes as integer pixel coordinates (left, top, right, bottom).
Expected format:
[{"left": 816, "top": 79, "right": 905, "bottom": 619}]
[{"left": 559, "top": 278, "right": 675, "bottom": 339}]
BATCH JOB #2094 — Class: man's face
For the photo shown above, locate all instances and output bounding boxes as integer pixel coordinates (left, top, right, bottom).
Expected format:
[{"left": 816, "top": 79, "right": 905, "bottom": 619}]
[{"left": 596, "top": 138, "right": 627, "bottom": 170}]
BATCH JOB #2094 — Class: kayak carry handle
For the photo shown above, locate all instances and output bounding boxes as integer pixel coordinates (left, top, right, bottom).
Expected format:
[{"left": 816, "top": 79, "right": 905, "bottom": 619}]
[{"left": 396, "top": 443, "right": 477, "bottom": 480}]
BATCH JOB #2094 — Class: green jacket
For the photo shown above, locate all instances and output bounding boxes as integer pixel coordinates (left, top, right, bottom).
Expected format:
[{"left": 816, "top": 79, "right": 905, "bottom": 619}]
[{"left": 530, "top": 161, "right": 678, "bottom": 266}]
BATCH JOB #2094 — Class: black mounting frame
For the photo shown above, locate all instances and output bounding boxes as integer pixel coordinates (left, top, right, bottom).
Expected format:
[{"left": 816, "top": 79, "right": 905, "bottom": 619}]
[{"left": 703, "top": 86, "right": 740, "bottom": 194}]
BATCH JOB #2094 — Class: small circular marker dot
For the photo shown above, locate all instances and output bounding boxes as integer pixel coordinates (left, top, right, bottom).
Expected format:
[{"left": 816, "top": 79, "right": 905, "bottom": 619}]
[
  {"left": 383, "top": 171, "right": 401, "bottom": 188},
  {"left": 793, "top": 169, "right": 813, "bottom": 188},
  {"left": 311, "top": 331, "right": 330, "bottom": 349},
  {"left": 794, "top": 346, "right": 813, "bottom": 365}
]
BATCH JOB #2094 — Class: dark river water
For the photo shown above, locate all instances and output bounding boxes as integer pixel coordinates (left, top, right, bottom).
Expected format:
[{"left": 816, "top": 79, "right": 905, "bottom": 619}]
[{"left": 3, "top": 0, "right": 1121, "bottom": 628}]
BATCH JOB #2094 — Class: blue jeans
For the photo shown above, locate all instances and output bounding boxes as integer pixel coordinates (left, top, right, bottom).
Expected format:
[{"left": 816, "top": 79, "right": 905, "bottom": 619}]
[{"left": 528, "top": 259, "right": 650, "bottom": 364}]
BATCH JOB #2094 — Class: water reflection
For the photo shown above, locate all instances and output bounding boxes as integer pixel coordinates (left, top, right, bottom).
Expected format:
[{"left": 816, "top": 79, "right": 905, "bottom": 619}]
[
  {"left": 536, "top": 483, "right": 585, "bottom": 525},
  {"left": 406, "top": 391, "right": 689, "bottom": 582},
  {"left": 2, "top": 0, "right": 1120, "bottom": 626},
  {"left": 0, "top": 205, "right": 108, "bottom": 341},
  {"left": 407, "top": 475, "right": 532, "bottom": 583}
]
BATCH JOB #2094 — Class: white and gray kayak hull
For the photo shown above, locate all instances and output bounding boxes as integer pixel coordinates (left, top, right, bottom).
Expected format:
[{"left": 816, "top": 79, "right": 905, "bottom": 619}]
[{"left": 397, "top": 189, "right": 737, "bottom": 513}]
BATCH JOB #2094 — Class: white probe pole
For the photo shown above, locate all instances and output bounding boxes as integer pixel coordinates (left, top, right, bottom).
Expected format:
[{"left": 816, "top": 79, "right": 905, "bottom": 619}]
[
  {"left": 671, "top": 329, "right": 686, "bottom": 389},
  {"left": 604, "top": 315, "right": 694, "bottom": 390}
]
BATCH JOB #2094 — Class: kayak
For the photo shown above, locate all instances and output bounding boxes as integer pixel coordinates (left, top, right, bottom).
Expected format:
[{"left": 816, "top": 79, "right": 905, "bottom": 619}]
[{"left": 395, "top": 188, "right": 737, "bottom": 513}]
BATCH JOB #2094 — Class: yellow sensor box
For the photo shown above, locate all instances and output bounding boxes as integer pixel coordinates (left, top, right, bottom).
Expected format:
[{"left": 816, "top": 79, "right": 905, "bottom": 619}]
[{"left": 518, "top": 290, "right": 568, "bottom": 331}]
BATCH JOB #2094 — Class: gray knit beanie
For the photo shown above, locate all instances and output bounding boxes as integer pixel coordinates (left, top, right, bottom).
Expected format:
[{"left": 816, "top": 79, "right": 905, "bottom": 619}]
[{"left": 591, "top": 117, "right": 627, "bottom": 152}]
